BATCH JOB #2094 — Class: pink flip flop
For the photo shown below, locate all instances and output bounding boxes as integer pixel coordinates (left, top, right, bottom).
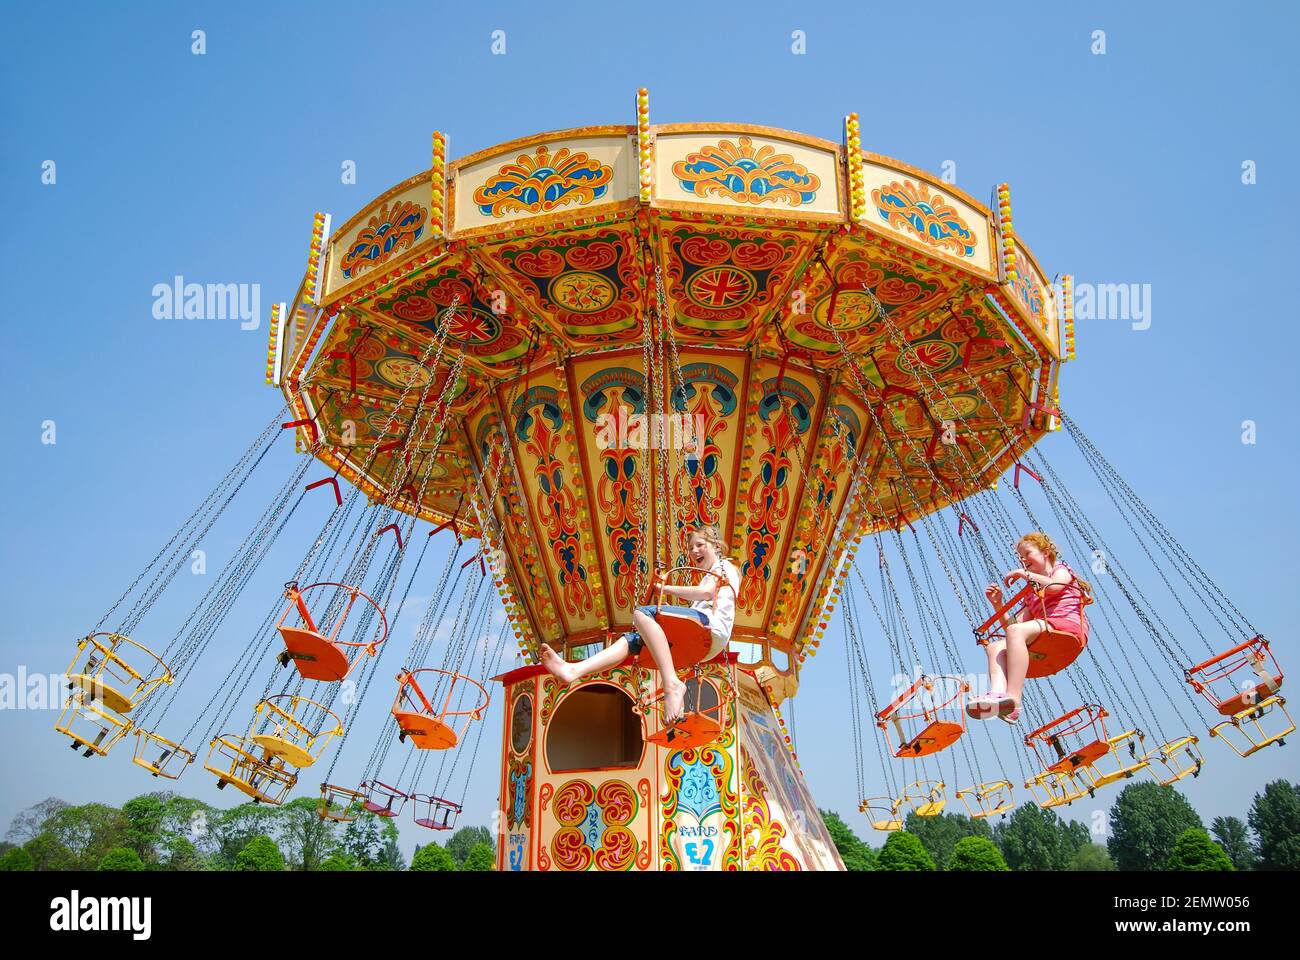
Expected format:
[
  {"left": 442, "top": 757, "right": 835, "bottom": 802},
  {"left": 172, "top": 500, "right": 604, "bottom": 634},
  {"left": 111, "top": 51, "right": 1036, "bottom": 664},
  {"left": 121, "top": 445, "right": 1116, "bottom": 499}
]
[{"left": 1000, "top": 705, "right": 1021, "bottom": 724}]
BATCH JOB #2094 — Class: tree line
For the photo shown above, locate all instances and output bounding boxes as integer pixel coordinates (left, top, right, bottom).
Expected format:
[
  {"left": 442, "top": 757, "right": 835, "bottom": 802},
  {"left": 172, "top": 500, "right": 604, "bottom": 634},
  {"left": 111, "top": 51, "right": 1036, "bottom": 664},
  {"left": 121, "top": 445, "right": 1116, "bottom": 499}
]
[
  {"left": 822, "top": 779, "right": 1300, "bottom": 871},
  {"left": 0, "top": 793, "right": 494, "bottom": 871}
]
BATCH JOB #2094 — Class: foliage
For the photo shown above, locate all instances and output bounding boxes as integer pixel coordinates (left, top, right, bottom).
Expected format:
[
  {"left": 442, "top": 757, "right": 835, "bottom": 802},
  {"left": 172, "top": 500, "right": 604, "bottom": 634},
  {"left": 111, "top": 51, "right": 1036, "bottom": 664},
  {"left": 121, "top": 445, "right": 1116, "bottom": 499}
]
[
  {"left": 1106, "top": 783, "right": 1202, "bottom": 871},
  {"left": 903, "top": 811, "right": 992, "bottom": 870},
  {"left": 820, "top": 809, "right": 875, "bottom": 871},
  {"left": 994, "top": 804, "right": 1089, "bottom": 871},
  {"left": 99, "top": 847, "right": 145, "bottom": 871},
  {"left": 947, "top": 835, "right": 1008, "bottom": 871},
  {"left": 1068, "top": 843, "right": 1115, "bottom": 871},
  {"left": 461, "top": 843, "right": 495, "bottom": 871},
  {"left": 410, "top": 843, "right": 457, "bottom": 871},
  {"left": 1166, "top": 828, "right": 1234, "bottom": 871},
  {"left": 234, "top": 834, "right": 285, "bottom": 871},
  {"left": 0, "top": 847, "right": 34, "bottom": 871},
  {"left": 1248, "top": 780, "right": 1300, "bottom": 870},
  {"left": 447, "top": 826, "right": 493, "bottom": 865},
  {"left": 876, "top": 831, "right": 935, "bottom": 871},
  {"left": 1210, "top": 816, "right": 1256, "bottom": 871},
  {"left": 5, "top": 798, "right": 69, "bottom": 846}
]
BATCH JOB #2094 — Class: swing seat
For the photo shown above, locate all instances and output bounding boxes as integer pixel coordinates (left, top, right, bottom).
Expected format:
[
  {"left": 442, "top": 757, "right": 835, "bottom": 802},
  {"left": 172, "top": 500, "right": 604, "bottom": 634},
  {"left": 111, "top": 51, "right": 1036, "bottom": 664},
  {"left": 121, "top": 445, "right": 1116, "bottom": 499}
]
[
  {"left": 391, "top": 669, "right": 489, "bottom": 751},
  {"left": 859, "top": 797, "right": 904, "bottom": 832},
  {"left": 55, "top": 687, "right": 134, "bottom": 757},
  {"left": 1209, "top": 695, "right": 1293, "bottom": 757},
  {"left": 1025, "top": 628, "right": 1086, "bottom": 679},
  {"left": 359, "top": 780, "right": 408, "bottom": 818},
  {"left": 913, "top": 799, "right": 946, "bottom": 817},
  {"left": 894, "top": 719, "right": 964, "bottom": 758},
  {"left": 1047, "top": 738, "right": 1110, "bottom": 775},
  {"left": 249, "top": 733, "right": 316, "bottom": 768},
  {"left": 277, "top": 626, "right": 352, "bottom": 683},
  {"left": 1145, "top": 735, "right": 1203, "bottom": 786},
  {"left": 634, "top": 616, "right": 714, "bottom": 671},
  {"left": 1025, "top": 770, "right": 1089, "bottom": 808},
  {"left": 318, "top": 783, "right": 367, "bottom": 823},
  {"left": 131, "top": 729, "right": 194, "bottom": 780},
  {"left": 646, "top": 711, "right": 724, "bottom": 750},
  {"left": 67, "top": 674, "right": 136, "bottom": 715},
  {"left": 956, "top": 780, "right": 1016, "bottom": 820},
  {"left": 393, "top": 710, "right": 459, "bottom": 749},
  {"left": 1214, "top": 676, "right": 1284, "bottom": 717},
  {"left": 204, "top": 736, "right": 297, "bottom": 805},
  {"left": 1083, "top": 729, "right": 1151, "bottom": 789},
  {"left": 411, "top": 794, "right": 462, "bottom": 831}
]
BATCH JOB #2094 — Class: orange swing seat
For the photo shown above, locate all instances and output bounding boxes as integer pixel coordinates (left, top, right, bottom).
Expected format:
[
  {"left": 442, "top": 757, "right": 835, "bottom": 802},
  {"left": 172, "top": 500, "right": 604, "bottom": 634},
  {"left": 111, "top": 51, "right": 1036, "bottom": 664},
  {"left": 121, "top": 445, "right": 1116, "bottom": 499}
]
[{"left": 276, "top": 581, "right": 389, "bottom": 683}]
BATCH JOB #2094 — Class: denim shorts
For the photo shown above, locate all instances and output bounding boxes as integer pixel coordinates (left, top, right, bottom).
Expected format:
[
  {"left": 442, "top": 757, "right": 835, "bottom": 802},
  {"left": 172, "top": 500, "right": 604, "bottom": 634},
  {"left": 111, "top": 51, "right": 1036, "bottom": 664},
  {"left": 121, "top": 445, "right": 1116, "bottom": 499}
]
[{"left": 623, "top": 605, "right": 710, "bottom": 656}]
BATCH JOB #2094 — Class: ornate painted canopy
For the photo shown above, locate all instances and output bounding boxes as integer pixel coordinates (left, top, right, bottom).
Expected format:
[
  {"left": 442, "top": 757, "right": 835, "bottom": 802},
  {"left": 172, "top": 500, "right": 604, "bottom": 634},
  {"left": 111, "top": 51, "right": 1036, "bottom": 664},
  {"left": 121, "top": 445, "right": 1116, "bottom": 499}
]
[{"left": 266, "top": 93, "right": 1074, "bottom": 695}]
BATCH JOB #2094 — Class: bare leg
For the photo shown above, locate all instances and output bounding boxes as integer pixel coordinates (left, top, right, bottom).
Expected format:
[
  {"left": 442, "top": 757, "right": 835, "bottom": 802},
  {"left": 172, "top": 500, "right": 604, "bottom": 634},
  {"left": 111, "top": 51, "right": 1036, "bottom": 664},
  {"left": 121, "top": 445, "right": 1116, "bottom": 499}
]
[
  {"left": 985, "top": 639, "right": 1008, "bottom": 696},
  {"left": 1004, "top": 620, "right": 1045, "bottom": 706},
  {"left": 538, "top": 637, "right": 630, "bottom": 686},
  {"left": 632, "top": 610, "right": 687, "bottom": 723}
]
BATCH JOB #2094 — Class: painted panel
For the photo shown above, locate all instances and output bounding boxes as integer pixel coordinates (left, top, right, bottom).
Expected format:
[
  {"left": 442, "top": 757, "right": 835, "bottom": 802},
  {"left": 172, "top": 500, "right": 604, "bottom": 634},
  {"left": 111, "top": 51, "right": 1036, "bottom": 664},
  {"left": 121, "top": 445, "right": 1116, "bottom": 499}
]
[
  {"left": 326, "top": 178, "right": 432, "bottom": 297},
  {"left": 655, "top": 130, "right": 842, "bottom": 217},
  {"left": 454, "top": 134, "right": 637, "bottom": 234},
  {"left": 858, "top": 155, "right": 995, "bottom": 277}
]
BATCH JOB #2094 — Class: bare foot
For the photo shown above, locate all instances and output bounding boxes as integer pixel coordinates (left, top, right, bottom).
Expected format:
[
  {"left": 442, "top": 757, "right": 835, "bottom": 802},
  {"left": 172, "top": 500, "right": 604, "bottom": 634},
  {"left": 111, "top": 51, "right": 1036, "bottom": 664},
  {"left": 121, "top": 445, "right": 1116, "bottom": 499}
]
[
  {"left": 663, "top": 676, "right": 687, "bottom": 725},
  {"left": 538, "top": 643, "right": 577, "bottom": 684}
]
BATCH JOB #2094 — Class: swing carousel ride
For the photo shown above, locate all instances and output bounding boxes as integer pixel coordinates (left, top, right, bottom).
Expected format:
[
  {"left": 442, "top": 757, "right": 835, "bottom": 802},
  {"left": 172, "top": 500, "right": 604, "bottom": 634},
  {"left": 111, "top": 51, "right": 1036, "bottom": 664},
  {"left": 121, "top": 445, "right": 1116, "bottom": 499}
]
[{"left": 54, "top": 91, "right": 1289, "bottom": 871}]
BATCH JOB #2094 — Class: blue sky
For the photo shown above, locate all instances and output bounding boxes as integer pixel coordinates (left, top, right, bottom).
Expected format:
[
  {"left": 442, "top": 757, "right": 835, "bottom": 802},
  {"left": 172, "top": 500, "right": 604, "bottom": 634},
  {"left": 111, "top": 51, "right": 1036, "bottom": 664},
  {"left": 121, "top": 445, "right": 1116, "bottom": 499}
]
[{"left": 2, "top": 0, "right": 1297, "bottom": 860}]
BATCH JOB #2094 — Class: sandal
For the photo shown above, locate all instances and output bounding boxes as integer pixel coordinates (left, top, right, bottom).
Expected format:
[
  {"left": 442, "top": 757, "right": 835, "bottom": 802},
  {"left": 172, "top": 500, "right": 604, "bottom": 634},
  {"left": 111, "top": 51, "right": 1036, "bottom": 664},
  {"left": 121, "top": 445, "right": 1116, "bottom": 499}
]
[{"left": 1000, "top": 705, "right": 1021, "bottom": 725}]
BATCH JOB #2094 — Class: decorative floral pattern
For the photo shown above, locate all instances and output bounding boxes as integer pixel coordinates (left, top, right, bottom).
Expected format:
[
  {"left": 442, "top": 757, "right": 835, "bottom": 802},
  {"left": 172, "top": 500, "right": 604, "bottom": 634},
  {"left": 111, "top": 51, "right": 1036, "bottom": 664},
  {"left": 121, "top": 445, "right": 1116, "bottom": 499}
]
[
  {"left": 548, "top": 778, "right": 641, "bottom": 871},
  {"left": 871, "top": 180, "right": 976, "bottom": 258},
  {"left": 341, "top": 200, "right": 427, "bottom": 279},
  {"left": 473, "top": 145, "right": 613, "bottom": 217},
  {"left": 673, "top": 136, "right": 820, "bottom": 206}
]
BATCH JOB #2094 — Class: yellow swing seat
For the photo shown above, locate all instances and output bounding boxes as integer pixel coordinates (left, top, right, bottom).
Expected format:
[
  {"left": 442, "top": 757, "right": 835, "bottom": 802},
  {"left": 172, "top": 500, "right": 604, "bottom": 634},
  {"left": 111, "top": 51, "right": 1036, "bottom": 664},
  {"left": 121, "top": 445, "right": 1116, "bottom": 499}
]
[
  {"left": 904, "top": 780, "right": 947, "bottom": 817},
  {"left": 318, "top": 783, "right": 367, "bottom": 823},
  {"left": 205, "top": 735, "right": 297, "bottom": 805},
  {"left": 1081, "top": 729, "right": 1152, "bottom": 790},
  {"left": 859, "top": 795, "right": 905, "bottom": 832},
  {"left": 956, "top": 780, "right": 1017, "bottom": 820},
  {"left": 55, "top": 687, "right": 133, "bottom": 757},
  {"left": 62, "top": 632, "right": 173, "bottom": 715},
  {"left": 1024, "top": 769, "right": 1089, "bottom": 809},
  {"left": 131, "top": 729, "right": 194, "bottom": 779},
  {"left": 246, "top": 695, "right": 342, "bottom": 769},
  {"left": 1144, "top": 735, "right": 1204, "bottom": 786},
  {"left": 1208, "top": 695, "right": 1293, "bottom": 758}
]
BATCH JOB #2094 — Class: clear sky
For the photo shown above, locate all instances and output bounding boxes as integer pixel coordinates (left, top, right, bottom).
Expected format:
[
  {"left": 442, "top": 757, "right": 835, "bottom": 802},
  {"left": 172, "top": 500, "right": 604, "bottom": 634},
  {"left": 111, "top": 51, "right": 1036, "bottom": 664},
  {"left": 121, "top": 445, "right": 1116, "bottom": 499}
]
[{"left": 2, "top": 0, "right": 1297, "bottom": 861}]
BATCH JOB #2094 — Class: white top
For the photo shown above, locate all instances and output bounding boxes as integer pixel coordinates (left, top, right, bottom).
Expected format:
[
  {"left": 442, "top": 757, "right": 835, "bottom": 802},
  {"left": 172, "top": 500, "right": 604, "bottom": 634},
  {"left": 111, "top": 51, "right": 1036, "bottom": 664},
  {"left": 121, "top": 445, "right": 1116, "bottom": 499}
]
[{"left": 691, "top": 558, "right": 742, "bottom": 642}]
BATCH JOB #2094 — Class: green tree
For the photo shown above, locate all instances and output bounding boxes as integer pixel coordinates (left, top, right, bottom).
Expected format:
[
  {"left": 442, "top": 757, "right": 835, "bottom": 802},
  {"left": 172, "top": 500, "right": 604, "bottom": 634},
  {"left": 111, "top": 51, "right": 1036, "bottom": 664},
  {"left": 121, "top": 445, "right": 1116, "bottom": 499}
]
[
  {"left": 1107, "top": 782, "right": 1202, "bottom": 871},
  {"left": 461, "top": 843, "right": 496, "bottom": 871},
  {"left": 234, "top": 835, "right": 285, "bottom": 871},
  {"left": 903, "top": 811, "right": 992, "bottom": 870},
  {"left": 1069, "top": 843, "right": 1115, "bottom": 871},
  {"left": 23, "top": 832, "right": 75, "bottom": 871},
  {"left": 210, "top": 803, "right": 279, "bottom": 869},
  {"left": 994, "top": 804, "right": 1087, "bottom": 871},
  {"left": 948, "top": 835, "right": 1008, "bottom": 871},
  {"left": 165, "top": 836, "right": 205, "bottom": 871},
  {"left": 410, "top": 844, "right": 457, "bottom": 871},
  {"left": 121, "top": 794, "right": 168, "bottom": 865},
  {"left": 1167, "top": 828, "right": 1234, "bottom": 871},
  {"left": 1210, "top": 816, "right": 1256, "bottom": 871},
  {"left": 318, "top": 853, "right": 355, "bottom": 871},
  {"left": 1248, "top": 780, "right": 1300, "bottom": 870},
  {"left": 277, "top": 797, "right": 338, "bottom": 871},
  {"left": 820, "top": 809, "right": 876, "bottom": 871},
  {"left": 0, "top": 847, "right": 34, "bottom": 871},
  {"left": 876, "top": 831, "right": 935, "bottom": 871},
  {"left": 341, "top": 812, "right": 401, "bottom": 870},
  {"left": 99, "top": 847, "right": 146, "bottom": 871},
  {"left": 446, "top": 826, "right": 493, "bottom": 865},
  {"left": 42, "top": 803, "right": 128, "bottom": 870}
]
